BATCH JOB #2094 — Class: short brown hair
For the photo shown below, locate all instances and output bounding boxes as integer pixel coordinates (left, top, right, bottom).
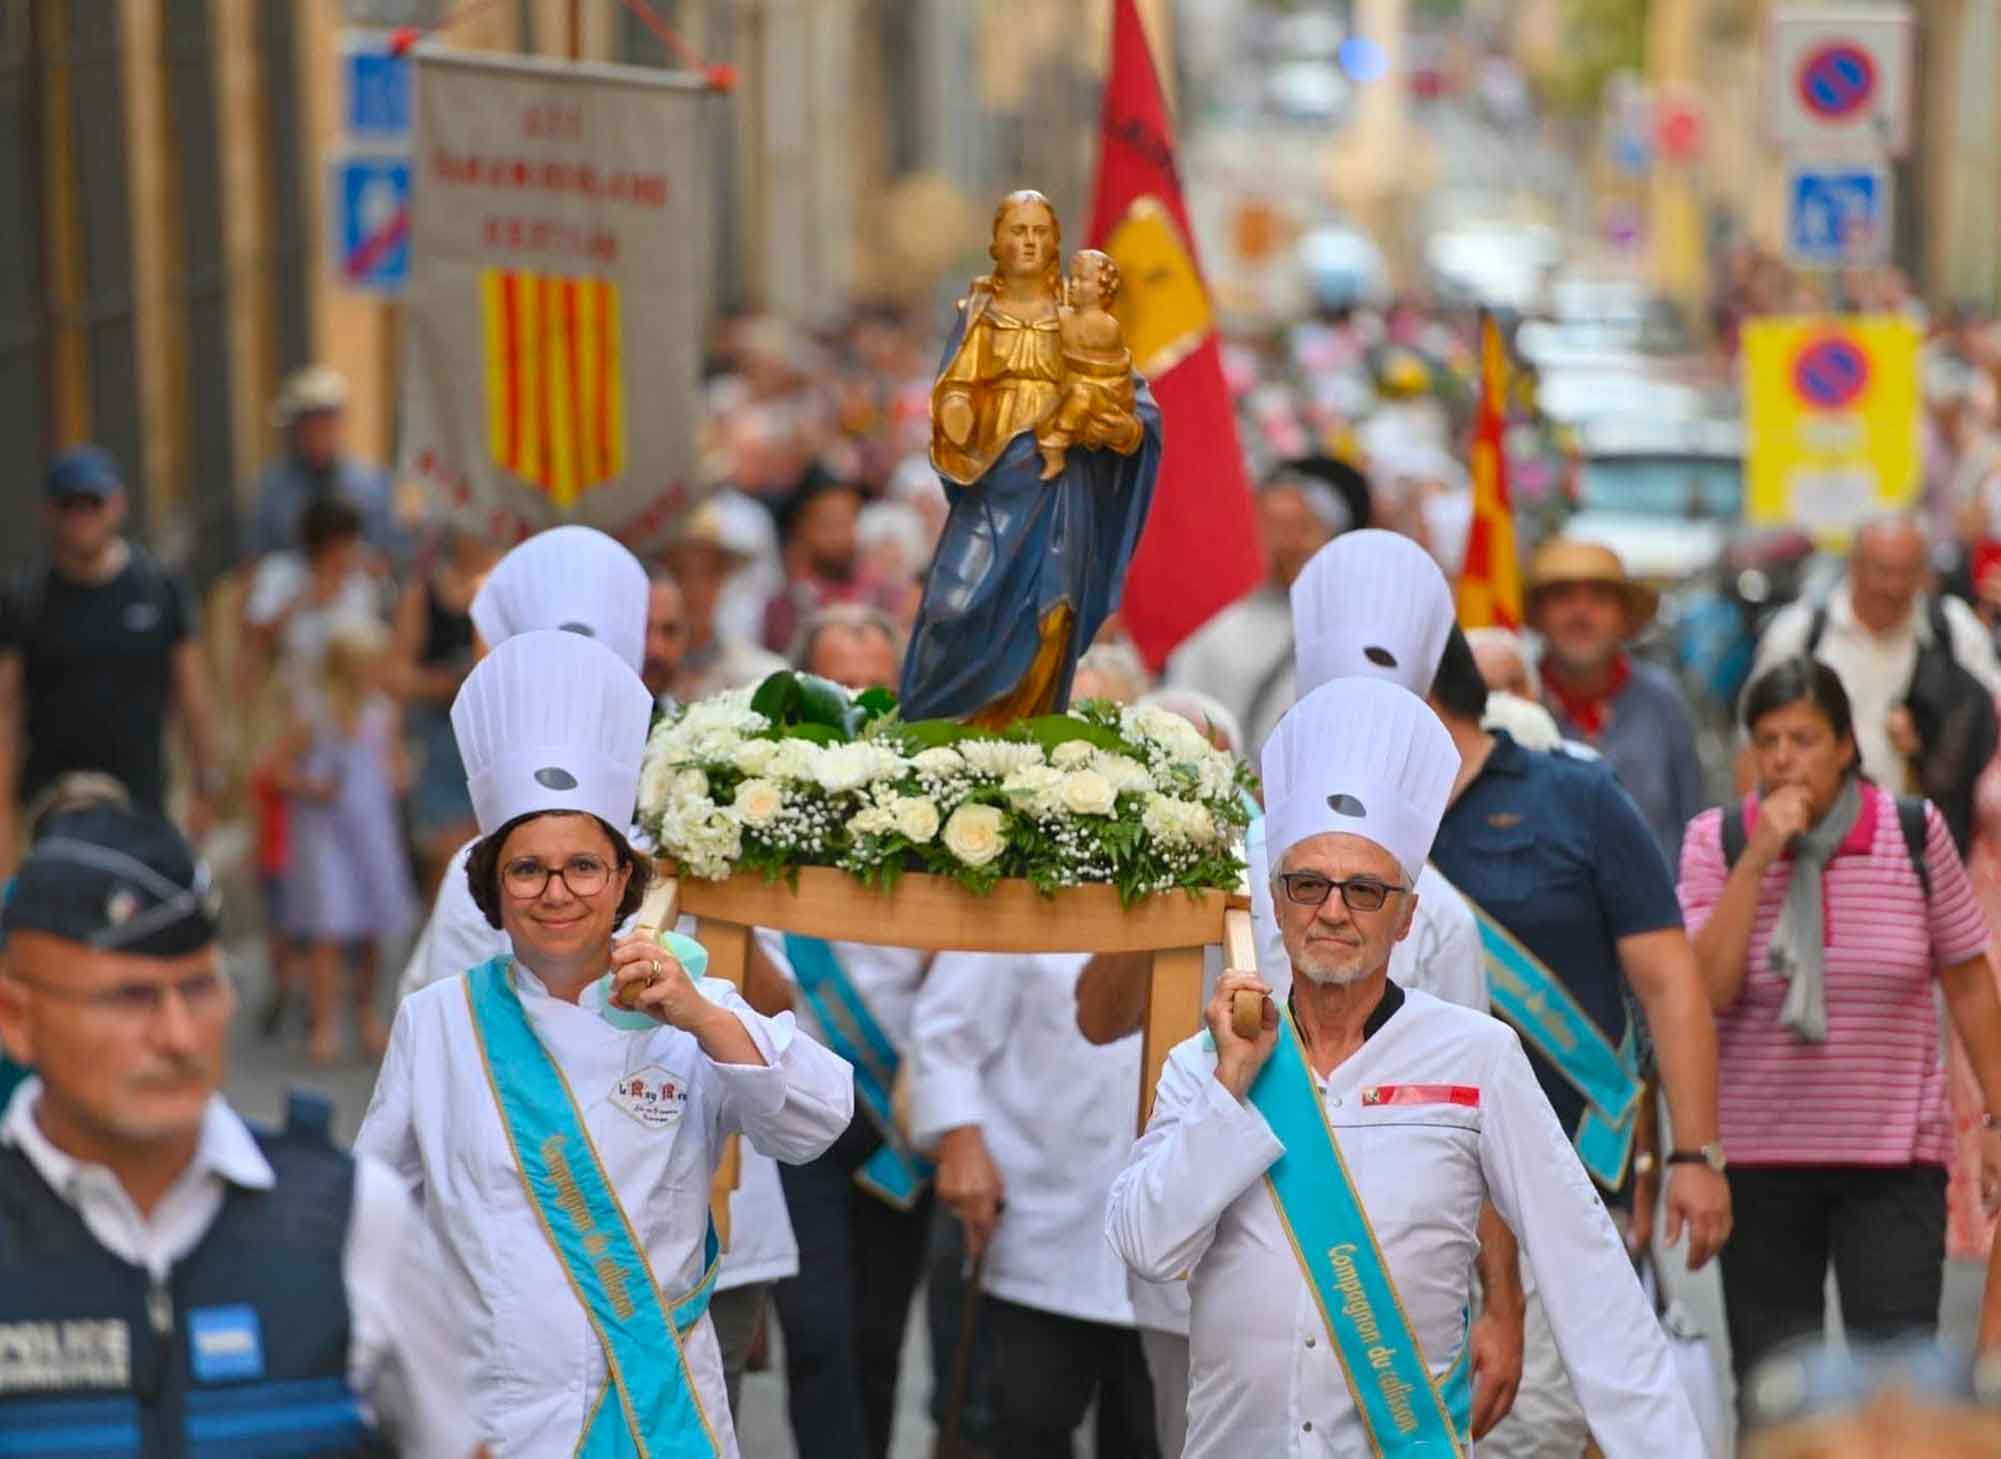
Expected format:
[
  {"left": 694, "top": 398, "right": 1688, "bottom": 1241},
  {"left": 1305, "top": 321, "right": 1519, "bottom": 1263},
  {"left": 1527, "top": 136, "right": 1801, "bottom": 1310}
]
[{"left": 465, "top": 813, "right": 653, "bottom": 930}]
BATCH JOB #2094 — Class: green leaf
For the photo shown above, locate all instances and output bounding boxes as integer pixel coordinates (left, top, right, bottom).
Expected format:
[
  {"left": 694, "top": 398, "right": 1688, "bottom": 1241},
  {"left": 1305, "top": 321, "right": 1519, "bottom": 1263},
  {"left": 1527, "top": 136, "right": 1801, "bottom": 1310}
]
[
  {"left": 782, "top": 723, "right": 845, "bottom": 745},
  {"left": 793, "top": 674, "right": 855, "bottom": 732},
  {"left": 1011, "top": 714, "right": 1128, "bottom": 755},
  {"left": 749, "top": 671, "right": 801, "bottom": 722},
  {"left": 888, "top": 719, "right": 979, "bottom": 751},
  {"left": 855, "top": 686, "right": 898, "bottom": 719}
]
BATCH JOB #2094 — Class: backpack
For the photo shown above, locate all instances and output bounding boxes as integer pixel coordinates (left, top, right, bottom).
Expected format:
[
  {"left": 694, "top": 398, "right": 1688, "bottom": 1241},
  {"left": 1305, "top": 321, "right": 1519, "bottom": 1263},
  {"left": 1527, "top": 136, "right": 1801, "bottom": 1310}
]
[
  {"left": 1807, "top": 598, "right": 1997, "bottom": 858},
  {"left": 1718, "top": 792, "right": 1932, "bottom": 900}
]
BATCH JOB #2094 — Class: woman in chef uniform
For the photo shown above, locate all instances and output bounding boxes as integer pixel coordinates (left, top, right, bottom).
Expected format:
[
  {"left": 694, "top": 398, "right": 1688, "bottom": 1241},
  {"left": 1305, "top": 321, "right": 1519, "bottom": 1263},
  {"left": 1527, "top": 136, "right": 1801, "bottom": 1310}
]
[{"left": 358, "top": 629, "right": 854, "bottom": 1457}]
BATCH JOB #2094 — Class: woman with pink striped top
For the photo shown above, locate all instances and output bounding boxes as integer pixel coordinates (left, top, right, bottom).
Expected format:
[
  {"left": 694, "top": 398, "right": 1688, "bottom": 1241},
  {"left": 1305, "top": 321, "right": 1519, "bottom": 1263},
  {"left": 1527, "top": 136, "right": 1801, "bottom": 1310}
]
[{"left": 1680, "top": 656, "right": 2001, "bottom": 1392}]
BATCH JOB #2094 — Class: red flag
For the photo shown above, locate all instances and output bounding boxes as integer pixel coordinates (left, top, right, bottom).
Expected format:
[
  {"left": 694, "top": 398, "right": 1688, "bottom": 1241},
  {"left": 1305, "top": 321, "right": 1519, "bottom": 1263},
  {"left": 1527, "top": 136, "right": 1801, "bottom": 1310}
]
[
  {"left": 1456, "top": 312, "right": 1523, "bottom": 629},
  {"left": 1088, "top": 0, "right": 1260, "bottom": 670}
]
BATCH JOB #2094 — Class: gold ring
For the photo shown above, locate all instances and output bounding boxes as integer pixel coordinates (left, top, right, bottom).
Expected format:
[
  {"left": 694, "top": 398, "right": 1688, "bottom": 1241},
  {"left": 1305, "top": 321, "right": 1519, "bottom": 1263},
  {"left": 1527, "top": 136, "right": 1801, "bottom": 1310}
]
[{"left": 648, "top": 959, "right": 662, "bottom": 982}]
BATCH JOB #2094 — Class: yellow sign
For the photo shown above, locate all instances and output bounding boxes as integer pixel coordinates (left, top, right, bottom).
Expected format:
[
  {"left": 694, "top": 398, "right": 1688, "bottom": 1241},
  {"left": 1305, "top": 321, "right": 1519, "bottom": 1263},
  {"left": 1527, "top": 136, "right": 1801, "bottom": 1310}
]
[
  {"left": 1742, "top": 314, "right": 1920, "bottom": 544},
  {"left": 1104, "top": 195, "right": 1212, "bottom": 379}
]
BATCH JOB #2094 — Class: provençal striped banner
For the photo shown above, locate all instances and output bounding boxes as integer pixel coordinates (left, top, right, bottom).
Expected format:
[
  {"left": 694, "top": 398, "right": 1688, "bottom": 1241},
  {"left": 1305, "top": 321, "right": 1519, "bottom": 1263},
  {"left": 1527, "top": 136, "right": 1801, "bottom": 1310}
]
[{"left": 401, "top": 50, "right": 713, "bottom": 550}]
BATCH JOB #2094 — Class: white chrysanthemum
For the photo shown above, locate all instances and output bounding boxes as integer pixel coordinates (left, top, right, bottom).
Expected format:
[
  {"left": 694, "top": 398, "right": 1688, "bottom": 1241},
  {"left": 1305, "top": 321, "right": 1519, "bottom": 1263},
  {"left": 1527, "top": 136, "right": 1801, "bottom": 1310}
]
[
  {"left": 942, "top": 804, "right": 1007, "bottom": 867},
  {"left": 732, "top": 739, "right": 778, "bottom": 775},
  {"left": 637, "top": 746, "right": 676, "bottom": 815},
  {"left": 673, "top": 768, "right": 709, "bottom": 801},
  {"left": 1141, "top": 792, "right": 1203, "bottom": 846},
  {"left": 1060, "top": 769, "right": 1117, "bottom": 816},
  {"left": 892, "top": 796, "right": 941, "bottom": 843},
  {"left": 1000, "top": 764, "right": 1066, "bottom": 817},
  {"left": 766, "top": 740, "right": 823, "bottom": 783},
  {"left": 732, "top": 778, "right": 785, "bottom": 827},
  {"left": 959, "top": 739, "right": 1046, "bottom": 777},
  {"left": 911, "top": 746, "right": 967, "bottom": 776},
  {"left": 814, "top": 742, "right": 902, "bottom": 794},
  {"left": 1049, "top": 740, "right": 1096, "bottom": 769},
  {"left": 1091, "top": 751, "right": 1155, "bottom": 795}
]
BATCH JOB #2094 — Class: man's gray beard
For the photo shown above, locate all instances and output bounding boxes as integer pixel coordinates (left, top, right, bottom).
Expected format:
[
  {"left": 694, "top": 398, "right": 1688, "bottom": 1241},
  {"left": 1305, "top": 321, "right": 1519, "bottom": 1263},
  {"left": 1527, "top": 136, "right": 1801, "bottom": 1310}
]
[{"left": 1294, "top": 959, "right": 1372, "bottom": 988}]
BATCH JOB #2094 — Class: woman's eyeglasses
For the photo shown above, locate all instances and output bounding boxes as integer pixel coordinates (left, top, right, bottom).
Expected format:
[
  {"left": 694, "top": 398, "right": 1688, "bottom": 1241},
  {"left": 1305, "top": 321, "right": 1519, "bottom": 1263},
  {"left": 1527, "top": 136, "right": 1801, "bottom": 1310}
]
[{"left": 502, "top": 854, "right": 615, "bottom": 900}]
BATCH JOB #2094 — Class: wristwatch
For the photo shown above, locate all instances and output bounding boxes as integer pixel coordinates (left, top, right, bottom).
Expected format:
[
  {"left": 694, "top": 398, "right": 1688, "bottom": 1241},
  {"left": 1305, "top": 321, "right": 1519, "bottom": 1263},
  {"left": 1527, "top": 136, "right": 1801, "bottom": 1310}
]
[{"left": 1665, "top": 1143, "right": 1727, "bottom": 1174}]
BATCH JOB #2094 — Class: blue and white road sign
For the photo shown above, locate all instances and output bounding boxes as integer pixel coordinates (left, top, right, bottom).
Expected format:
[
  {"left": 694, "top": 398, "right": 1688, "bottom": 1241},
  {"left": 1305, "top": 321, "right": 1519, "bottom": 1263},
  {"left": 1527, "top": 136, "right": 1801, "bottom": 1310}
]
[
  {"left": 332, "top": 155, "right": 411, "bottom": 293},
  {"left": 1785, "top": 162, "right": 1891, "bottom": 268},
  {"left": 342, "top": 34, "right": 412, "bottom": 141}
]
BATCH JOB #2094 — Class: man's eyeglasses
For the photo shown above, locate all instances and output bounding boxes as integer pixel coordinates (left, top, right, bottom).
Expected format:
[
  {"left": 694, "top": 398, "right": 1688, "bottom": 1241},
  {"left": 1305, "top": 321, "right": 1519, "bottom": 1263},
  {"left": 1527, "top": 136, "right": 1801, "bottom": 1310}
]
[
  {"left": 1276, "top": 872, "right": 1407, "bottom": 914},
  {"left": 502, "top": 854, "right": 617, "bottom": 900},
  {"left": 9, "top": 969, "right": 230, "bottom": 1022}
]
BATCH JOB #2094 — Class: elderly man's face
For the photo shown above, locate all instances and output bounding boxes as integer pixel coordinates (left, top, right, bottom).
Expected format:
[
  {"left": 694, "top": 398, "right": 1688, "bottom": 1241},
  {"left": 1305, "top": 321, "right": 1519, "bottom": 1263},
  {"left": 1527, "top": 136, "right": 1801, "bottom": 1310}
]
[
  {"left": 810, "top": 625, "right": 898, "bottom": 691},
  {"left": 1258, "top": 485, "right": 1332, "bottom": 590},
  {"left": 1534, "top": 581, "right": 1628, "bottom": 678},
  {"left": 292, "top": 409, "right": 344, "bottom": 470},
  {"left": 1849, "top": 525, "right": 1927, "bottom": 634},
  {"left": 0, "top": 933, "right": 233, "bottom": 1148},
  {"left": 1273, "top": 832, "right": 1417, "bottom": 987}
]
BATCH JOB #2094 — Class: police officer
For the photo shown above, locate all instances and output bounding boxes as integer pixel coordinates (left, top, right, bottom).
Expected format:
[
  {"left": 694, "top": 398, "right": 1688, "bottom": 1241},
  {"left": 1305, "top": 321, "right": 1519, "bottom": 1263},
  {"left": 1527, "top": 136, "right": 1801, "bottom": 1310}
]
[{"left": 0, "top": 806, "right": 480, "bottom": 1457}]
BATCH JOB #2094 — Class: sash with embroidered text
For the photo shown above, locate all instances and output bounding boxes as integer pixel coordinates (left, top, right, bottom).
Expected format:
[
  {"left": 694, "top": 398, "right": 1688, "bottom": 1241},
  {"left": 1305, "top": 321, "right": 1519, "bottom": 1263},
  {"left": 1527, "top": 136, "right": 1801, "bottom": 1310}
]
[
  {"left": 465, "top": 957, "right": 722, "bottom": 1459},
  {"left": 784, "top": 933, "right": 934, "bottom": 1209},
  {"left": 1462, "top": 897, "right": 1641, "bottom": 1190},
  {"left": 1248, "top": 1007, "right": 1467, "bottom": 1456}
]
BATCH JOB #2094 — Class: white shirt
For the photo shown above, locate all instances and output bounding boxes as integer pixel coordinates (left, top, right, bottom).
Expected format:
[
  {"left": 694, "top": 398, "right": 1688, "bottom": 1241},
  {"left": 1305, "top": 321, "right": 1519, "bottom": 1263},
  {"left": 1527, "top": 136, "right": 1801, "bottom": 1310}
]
[
  {"left": 755, "top": 930, "right": 929, "bottom": 1058},
  {"left": 355, "top": 965, "right": 853, "bottom": 1456},
  {"left": 1247, "top": 819, "right": 1486, "bottom": 1011},
  {"left": 1106, "top": 989, "right": 1698, "bottom": 1459},
  {"left": 1, "top": 1082, "right": 478, "bottom": 1459},
  {"left": 1751, "top": 584, "right": 2001, "bottom": 787},
  {"left": 395, "top": 848, "right": 799, "bottom": 1292},
  {"left": 911, "top": 951, "right": 1142, "bottom": 1329}
]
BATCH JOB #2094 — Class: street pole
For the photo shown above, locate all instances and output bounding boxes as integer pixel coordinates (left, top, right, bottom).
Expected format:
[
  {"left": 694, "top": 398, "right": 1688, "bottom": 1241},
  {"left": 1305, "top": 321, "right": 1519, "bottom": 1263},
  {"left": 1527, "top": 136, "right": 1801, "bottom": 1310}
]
[{"left": 1646, "top": 0, "right": 1707, "bottom": 328}]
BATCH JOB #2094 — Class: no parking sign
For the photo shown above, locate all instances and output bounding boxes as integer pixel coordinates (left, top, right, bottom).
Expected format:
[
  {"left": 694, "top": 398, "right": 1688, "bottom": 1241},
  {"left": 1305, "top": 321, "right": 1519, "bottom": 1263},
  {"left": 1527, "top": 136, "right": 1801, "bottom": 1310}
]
[
  {"left": 1768, "top": 8, "right": 1912, "bottom": 154},
  {"left": 1743, "top": 315, "right": 1920, "bottom": 544}
]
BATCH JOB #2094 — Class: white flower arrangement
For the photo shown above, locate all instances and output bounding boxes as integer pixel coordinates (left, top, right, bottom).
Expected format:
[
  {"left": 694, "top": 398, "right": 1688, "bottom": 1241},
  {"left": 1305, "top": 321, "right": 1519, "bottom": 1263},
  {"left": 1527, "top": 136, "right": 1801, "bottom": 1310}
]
[{"left": 636, "top": 678, "right": 1255, "bottom": 902}]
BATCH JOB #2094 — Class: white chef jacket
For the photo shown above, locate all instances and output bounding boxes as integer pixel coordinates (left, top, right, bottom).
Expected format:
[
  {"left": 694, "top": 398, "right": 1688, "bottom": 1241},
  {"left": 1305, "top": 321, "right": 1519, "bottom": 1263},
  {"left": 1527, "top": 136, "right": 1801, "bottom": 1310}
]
[
  {"left": 395, "top": 859, "right": 797, "bottom": 1293},
  {"left": 356, "top": 964, "right": 853, "bottom": 1457},
  {"left": 1247, "top": 818, "right": 1485, "bottom": 1011},
  {"left": 1106, "top": 987, "right": 1697, "bottom": 1459},
  {"left": 754, "top": 930, "right": 928, "bottom": 1059},
  {"left": 912, "top": 951, "right": 1142, "bottom": 1329},
  {"left": 1, "top": 1082, "right": 478, "bottom": 1459}
]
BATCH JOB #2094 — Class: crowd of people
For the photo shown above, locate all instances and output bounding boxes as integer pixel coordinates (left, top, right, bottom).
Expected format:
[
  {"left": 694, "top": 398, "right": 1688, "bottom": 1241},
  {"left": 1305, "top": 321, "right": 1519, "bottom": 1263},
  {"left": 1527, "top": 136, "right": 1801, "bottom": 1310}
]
[{"left": 10, "top": 281, "right": 2001, "bottom": 1458}]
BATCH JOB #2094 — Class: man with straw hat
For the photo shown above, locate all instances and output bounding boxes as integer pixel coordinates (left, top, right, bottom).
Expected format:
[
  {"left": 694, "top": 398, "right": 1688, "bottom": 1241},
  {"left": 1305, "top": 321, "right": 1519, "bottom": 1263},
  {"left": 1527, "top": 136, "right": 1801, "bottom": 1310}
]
[
  {"left": 1526, "top": 539, "right": 1708, "bottom": 863},
  {"left": 1108, "top": 676, "right": 1700, "bottom": 1457}
]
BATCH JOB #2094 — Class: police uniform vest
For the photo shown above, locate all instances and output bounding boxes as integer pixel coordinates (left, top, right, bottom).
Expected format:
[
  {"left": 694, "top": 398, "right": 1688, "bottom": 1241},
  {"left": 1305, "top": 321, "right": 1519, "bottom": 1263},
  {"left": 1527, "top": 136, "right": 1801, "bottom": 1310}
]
[{"left": 0, "top": 1096, "right": 391, "bottom": 1458}]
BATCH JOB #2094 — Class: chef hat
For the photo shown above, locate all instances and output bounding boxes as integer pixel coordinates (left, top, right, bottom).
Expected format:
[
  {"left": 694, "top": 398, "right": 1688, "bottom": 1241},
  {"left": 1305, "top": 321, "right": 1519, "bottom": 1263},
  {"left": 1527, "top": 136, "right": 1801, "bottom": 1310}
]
[
  {"left": 1262, "top": 677, "right": 1460, "bottom": 883},
  {"left": 452, "top": 629, "right": 653, "bottom": 836},
  {"left": 469, "top": 525, "right": 648, "bottom": 673},
  {"left": 1291, "top": 528, "right": 1454, "bottom": 697}
]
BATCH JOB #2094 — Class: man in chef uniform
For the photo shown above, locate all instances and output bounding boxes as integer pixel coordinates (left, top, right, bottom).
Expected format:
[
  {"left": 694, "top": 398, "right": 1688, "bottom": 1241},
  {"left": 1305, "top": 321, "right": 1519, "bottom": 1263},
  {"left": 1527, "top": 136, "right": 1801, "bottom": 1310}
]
[
  {"left": 1078, "top": 529, "right": 1504, "bottom": 1455},
  {"left": 394, "top": 522, "right": 798, "bottom": 1414},
  {"left": 357, "top": 629, "right": 853, "bottom": 1457},
  {"left": 1107, "top": 676, "right": 1699, "bottom": 1457}
]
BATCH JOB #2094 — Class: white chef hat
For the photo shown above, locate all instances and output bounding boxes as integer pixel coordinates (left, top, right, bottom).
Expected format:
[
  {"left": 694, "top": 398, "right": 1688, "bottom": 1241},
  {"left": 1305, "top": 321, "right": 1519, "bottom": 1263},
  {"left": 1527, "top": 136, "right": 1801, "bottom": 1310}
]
[
  {"left": 452, "top": 629, "right": 653, "bottom": 836},
  {"left": 1262, "top": 676, "right": 1460, "bottom": 883},
  {"left": 469, "top": 525, "right": 648, "bottom": 673},
  {"left": 1291, "top": 528, "right": 1455, "bottom": 697}
]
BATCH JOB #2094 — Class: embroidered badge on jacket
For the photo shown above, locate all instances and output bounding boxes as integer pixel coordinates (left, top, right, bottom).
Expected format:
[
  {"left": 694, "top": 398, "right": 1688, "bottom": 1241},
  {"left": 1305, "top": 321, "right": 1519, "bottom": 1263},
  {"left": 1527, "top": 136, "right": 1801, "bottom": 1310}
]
[{"left": 611, "top": 1065, "right": 687, "bottom": 1130}]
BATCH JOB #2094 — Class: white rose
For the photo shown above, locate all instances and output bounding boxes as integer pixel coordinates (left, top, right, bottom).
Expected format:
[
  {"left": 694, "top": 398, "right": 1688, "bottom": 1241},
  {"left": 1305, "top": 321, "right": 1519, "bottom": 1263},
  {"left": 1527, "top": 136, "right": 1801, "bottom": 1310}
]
[
  {"left": 892, "top": 796, "right": 941, "bottom": 843},
  {"left": 767, "top": 740, "right": 822, "bottom": 783},
  {"left": 959, "top": 739, "right": 1046, "bottom": 777},
  {"left": 1092, "top": 752, "right": 1155, "bottom": 794},
  {"left": 846, "top": 805, "right": 896, "bottom": 838},
  {"left": 732, "top": 778, "right": 785, "bottom": 827},
  {"left": 1049, "top": 740, "right": 1095, "bottom": 769},
  {"left": 941, "top": 803, "right": 1008, "bottom": 867},
  {"left": 731, "top": 739, "right": 777, "bottom": 775},
  {"left": 1000, "top": 764, "right": 1066, "bottom": 816},
  {"left": 673, "top": 768, "right": 710, "bottom": 801},
  {"left": 1061, "top": 769, "right": 1117, "bottom": 816},
  {"left": 911, "top": 746, "right": 967, "bottom": 776}
]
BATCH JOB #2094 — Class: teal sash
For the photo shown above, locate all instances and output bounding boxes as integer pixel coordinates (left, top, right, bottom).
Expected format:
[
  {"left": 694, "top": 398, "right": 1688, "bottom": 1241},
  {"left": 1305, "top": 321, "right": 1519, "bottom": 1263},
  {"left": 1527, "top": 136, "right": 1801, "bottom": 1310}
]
[
  {"left": 465, "top": 958, "right": 723, "bottom": 1459},
  {"left": 1247, "top": 1008, "right": 1467, "bottom": 1456},
  {"left": 783, "top": 934, "right": 934, "bottom": 1209},
  {"left": 1572, "top": 1025, "right": 1643, "bottom": 1190},
  {"left": 1464, "top": 898, "right": 1641, "bottom": 1190}
]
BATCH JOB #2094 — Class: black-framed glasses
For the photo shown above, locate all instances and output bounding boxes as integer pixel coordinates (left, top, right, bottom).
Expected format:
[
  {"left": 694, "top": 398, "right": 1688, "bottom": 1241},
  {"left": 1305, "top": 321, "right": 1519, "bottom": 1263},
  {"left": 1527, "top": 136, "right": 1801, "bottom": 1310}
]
[
  {"left": 1277, "top": 872, "right": 1407, "bottom": 914},
  {"left": 502, "top": 854, "right": 616, "bottom": 900},
  {"left": 8, "top": 969, "right": 230, "bottom": 1023}
]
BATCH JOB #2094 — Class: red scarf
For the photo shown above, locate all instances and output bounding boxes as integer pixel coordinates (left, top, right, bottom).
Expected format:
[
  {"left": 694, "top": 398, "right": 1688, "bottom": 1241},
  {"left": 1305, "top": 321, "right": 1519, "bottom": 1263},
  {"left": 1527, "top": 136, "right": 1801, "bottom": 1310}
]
[{"left": 1540, "top": 653, "right": 1631, "bottom": 739}]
